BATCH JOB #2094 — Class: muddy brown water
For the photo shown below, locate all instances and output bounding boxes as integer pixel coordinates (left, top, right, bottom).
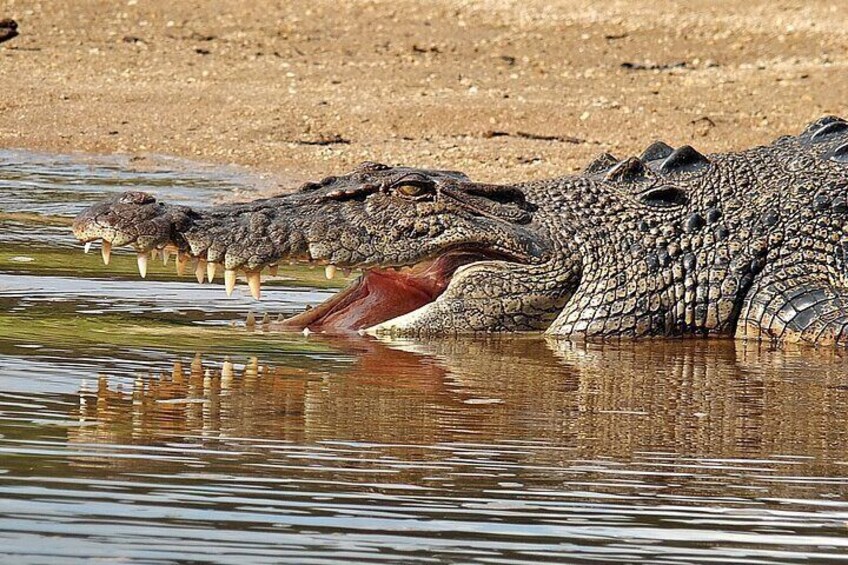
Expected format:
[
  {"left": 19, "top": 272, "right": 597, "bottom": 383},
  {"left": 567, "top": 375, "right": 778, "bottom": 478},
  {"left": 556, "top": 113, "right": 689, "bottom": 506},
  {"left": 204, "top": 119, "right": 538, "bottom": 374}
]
[{"left": 1, "top": 151, "right": 848, "bottom": 564}]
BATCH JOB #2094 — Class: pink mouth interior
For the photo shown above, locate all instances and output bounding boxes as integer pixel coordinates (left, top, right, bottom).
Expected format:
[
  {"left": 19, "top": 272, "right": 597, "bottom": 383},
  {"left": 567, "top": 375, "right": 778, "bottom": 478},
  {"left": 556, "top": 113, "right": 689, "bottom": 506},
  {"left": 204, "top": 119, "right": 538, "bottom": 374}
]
[{"left": 279, "top": 251, "right": 490, "bottom": 332}]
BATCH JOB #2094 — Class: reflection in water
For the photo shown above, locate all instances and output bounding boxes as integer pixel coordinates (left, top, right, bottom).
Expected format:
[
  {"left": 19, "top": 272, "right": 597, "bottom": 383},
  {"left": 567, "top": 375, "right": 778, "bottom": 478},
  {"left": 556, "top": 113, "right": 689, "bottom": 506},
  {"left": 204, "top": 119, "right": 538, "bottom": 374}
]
[
  {"left": 13, "top": 337, "right": 839, "bottom": 563},
  {"left": 76, "top": 338, "right": 848, "bottom": 460}
]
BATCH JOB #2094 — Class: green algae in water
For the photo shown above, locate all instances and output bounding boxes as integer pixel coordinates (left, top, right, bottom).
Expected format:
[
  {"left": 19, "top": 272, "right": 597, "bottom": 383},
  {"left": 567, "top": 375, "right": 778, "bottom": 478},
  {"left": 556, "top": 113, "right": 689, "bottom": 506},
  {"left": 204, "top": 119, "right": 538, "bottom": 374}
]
[{"left": 0, "top": 309, "right": 331, "bottom": 354}]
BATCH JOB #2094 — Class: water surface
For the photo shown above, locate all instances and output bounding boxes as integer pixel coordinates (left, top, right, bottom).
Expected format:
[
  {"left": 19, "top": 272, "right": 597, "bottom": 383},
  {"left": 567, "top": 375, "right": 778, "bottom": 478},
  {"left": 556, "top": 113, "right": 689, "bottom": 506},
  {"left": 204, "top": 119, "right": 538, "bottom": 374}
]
[{"left": 1, "top": 151, "right": 848, "bottom": 564}]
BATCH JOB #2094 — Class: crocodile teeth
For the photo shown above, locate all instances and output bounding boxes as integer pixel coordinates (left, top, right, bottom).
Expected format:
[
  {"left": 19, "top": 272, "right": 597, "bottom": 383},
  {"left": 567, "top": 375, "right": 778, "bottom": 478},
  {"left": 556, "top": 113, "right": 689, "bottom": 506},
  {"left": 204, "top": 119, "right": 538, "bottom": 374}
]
[
  {"left": 162, "top": 248, "right": 171, "bottom": 266},
  {"left": 325, "top": 265, "right": 337, "bottom": 280},
  {"left": 268, "top": 264, "right": 279, "bottom": 277},
  {"left": 224, "top": 269, "right": 237, "bottom": 296},
  {"left": 245, "top": 311, "right": 256, "bottom": 327},
  {"left": 247, "top": 271, "right": 261, "bottom": 300},
  {"left": 222, "top": 358, "right": 234, "bottom": 383},
  {"left": 137, "top": 252, "right": 149, "bottom": 278},
  {"left": 84, "top": 241, "right": 92, "bottom": 254},
  {"left": 207, "top": 261, "right": 217, "bottom": 283},
  {"left": 101, "top": 241, "right": 112, "bottom": 265},
  {"left": 176, "top": 254, "right": 188, "bottom": 276},
  {"left": 195, "top": 258, "right": 207, "bottom": 284}
]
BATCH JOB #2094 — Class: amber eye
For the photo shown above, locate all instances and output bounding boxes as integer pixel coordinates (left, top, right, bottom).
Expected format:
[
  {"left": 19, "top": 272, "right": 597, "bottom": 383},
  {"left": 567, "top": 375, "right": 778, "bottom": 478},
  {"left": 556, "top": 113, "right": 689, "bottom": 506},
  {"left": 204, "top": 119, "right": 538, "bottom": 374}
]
[{"left": 396, "top": 183, "right": 434, "bottom": 198}]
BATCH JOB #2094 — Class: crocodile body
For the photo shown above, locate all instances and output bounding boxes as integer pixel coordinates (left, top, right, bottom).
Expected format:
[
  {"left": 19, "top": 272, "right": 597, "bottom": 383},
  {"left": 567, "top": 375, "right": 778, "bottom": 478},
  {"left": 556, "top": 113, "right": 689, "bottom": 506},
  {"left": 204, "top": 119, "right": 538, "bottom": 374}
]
[{"left": 73, "top": 116, "right": 848, "bottom": 346}]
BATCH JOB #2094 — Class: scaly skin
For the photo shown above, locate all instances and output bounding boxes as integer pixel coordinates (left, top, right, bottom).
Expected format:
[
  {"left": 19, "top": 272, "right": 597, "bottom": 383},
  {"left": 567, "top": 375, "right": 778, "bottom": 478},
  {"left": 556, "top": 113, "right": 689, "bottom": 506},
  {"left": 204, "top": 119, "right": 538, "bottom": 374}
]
[{"left": 73, "top": 117, "right": 848, "bottom": 345}]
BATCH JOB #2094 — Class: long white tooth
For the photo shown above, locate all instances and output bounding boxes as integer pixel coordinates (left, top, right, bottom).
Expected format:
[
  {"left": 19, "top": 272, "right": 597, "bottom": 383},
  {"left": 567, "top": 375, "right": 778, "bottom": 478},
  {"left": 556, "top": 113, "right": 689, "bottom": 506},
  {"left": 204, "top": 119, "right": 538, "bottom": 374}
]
[
  {"left": 207, "top": 261, "right": 217, "bottom": 283},
  {"left": 224, "top": 269, "right": 237, "bottom": 296},
  {"left": 84, "top": 241, "right": 92, "bottom": 254},
  {"left": 137, "top": 252, "right": 149, "bottom": 278},
  {"left": 325, "top": 265, "right": 337, "bottom": 280},
  {"left": 195, "top": 258, "right": 207, "bottom": 284},
  {"left": 101, "top": 241, "right": 112, "bottom": 265},
  {"left": 162, "top": 248, "right": 171, "bottom": 266},
  {"left": 247, "top": 271, "right": 261, "bottom": 300}
]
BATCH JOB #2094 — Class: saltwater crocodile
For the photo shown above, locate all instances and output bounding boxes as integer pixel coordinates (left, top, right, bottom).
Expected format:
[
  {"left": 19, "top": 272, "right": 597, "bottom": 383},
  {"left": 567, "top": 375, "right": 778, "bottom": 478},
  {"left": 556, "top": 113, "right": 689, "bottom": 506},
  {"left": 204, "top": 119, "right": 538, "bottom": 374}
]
[{"left": 72, "top": 116, "right": 848, "bottom": 346}]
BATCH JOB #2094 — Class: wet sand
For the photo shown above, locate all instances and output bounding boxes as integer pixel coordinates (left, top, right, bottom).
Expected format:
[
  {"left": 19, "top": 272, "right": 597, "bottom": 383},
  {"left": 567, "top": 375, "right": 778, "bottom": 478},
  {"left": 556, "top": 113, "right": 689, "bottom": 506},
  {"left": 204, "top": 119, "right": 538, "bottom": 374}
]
[{"left": 1, "top": 0, "right": 846, "bottom": 188}]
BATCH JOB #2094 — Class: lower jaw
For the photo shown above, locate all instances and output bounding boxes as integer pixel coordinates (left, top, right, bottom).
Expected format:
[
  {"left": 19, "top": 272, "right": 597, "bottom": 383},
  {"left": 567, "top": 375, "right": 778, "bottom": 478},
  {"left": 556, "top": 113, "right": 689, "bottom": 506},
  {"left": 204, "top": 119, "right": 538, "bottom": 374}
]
[{"left": 277, "top": 251, "right": 490, "bottom": 333}]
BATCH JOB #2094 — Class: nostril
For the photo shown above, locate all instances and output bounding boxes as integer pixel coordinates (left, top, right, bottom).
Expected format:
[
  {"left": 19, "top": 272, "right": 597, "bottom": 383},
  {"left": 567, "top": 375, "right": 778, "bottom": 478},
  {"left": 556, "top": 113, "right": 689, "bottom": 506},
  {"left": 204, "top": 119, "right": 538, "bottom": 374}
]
[{"left": 120, "top": 192, "right": 156, "bottom": 205}]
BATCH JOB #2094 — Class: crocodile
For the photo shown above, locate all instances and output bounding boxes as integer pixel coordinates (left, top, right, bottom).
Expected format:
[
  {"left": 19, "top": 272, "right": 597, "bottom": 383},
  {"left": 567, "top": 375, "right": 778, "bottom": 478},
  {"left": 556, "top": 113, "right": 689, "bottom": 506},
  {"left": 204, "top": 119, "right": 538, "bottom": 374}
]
[{"left": 72, "top": 116, "right": 848, "bottom": 346}]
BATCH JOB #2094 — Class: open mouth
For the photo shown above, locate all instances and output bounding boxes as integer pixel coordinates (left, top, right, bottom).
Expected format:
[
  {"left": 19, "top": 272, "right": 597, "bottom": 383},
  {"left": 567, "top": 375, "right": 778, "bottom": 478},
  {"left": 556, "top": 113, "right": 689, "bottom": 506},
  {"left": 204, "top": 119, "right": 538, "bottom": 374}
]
[{"left": 280, "top": 250, "right": 515, "bottom": 333}]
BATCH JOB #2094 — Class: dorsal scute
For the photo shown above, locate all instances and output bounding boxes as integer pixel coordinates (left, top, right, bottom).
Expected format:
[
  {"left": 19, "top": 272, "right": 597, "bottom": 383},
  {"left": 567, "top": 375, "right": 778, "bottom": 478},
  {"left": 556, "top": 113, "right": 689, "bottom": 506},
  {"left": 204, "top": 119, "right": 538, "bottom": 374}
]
[
  {"left": 640, "top": 141, "right": 674, "bottom": 162},
  {"left": 582, "top": 152, "right": 619, "bottom": 175},
  {"left": 801, "top": 115, "right": 846, "bottom": 137},
  {"left": 811, "top": 120, "right": 848, "bottom": 143},
  {"left": 605, "top": 157, "right": 646, "bottom": 183},
  {"left": 659, "top": 145, "right": 710, "bottom": 174}
]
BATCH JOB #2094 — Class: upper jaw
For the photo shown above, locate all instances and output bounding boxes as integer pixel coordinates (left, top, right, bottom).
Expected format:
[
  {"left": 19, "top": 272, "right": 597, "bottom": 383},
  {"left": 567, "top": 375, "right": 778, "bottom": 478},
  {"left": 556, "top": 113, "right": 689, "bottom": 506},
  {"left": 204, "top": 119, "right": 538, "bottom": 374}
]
[{"left": 71, "top": 188, "right": 552, "bottom": 310}]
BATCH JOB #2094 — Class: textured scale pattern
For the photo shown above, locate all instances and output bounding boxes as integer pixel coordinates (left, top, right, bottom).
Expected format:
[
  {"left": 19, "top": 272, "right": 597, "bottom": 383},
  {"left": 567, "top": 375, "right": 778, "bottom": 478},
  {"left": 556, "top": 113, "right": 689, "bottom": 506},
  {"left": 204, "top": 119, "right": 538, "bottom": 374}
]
[
  {"left": 72, "top": 117, "right": 848, "bottom": 346},
  {"left": 545, "top": 115, "right": 848, "bottom": 345}
]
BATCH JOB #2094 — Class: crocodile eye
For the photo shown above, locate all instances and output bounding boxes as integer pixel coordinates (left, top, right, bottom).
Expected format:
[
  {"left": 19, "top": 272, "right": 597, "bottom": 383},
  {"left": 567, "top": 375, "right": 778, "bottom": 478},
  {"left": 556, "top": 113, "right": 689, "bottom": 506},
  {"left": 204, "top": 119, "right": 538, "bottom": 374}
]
[{"left": 396, "top": 183, "right": 434, "bottom": 199}]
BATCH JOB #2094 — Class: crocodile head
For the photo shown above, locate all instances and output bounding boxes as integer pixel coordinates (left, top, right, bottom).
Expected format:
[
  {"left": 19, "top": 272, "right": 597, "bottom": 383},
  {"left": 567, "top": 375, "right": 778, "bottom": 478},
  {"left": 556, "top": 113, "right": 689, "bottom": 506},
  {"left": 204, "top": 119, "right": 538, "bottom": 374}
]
[{"left": 72, "top": 162, "right": 559, "bottom": 333}]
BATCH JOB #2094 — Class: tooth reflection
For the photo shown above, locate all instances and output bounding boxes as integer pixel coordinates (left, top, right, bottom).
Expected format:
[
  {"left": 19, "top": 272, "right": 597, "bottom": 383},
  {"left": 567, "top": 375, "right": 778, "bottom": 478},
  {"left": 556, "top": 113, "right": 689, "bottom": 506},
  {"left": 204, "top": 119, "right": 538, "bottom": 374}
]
[
  {"left": 176, "top": 254, "right": 189, "bottom": 276},
  {"left": 221, "top": 357, "right": 234, "bottom": 390}
]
